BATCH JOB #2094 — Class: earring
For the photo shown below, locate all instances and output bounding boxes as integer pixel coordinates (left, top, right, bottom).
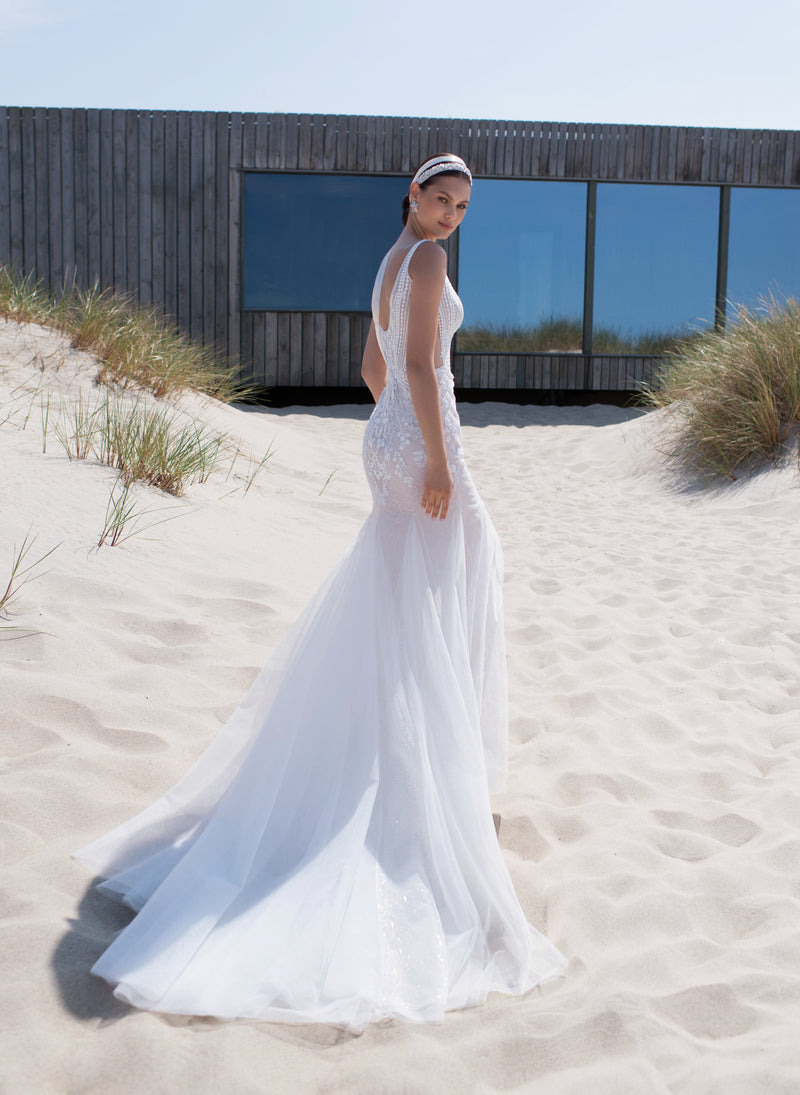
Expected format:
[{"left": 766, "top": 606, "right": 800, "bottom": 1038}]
[{"left": 410, "top": 200, "right": 419, "bottom": 215}]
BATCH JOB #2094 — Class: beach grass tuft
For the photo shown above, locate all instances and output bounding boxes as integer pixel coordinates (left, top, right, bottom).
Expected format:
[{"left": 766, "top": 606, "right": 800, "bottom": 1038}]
[
  {"left": 643, "top": 295, "right": 800, "bottom": 479},
  {"left": 1, "top": 265, "right": 242, "bottom": 402},
  {"left": 0, "top": 266, "right": 56, "bottom": 326},
  {"left": 0, "top": 531, "right": 60, "bottom": 631},
  {"left": 96, "top": 476, "right": 183, "bottom": 548},
  {"left": 55, "top": 394, "right": 229, "bottom": 496}
]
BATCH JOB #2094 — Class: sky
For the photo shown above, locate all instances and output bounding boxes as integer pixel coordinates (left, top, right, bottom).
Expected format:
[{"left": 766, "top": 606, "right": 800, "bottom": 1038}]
[{"left": 0, "top": 0, "right": 798, "bottom": 130}]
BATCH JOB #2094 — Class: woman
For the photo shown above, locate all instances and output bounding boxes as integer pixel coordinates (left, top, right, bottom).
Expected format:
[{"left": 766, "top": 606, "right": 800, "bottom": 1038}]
[{"left": 75, "top": 154, "right": 566, "bottom": 1031}]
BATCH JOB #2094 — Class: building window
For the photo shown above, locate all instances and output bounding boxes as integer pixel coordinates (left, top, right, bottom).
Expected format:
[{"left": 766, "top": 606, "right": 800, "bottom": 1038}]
[
  {"left": 727, "top": 187, "right": 800, "bottom": 313},
  {"left": 456, "top": 180, "right": 587, "bottom": 352},
  {"left": 593, "top": 183, "right": 719, "bottom": 353},
  {"left": 243, "top": 173, "right": 408, "bottom": 311}
]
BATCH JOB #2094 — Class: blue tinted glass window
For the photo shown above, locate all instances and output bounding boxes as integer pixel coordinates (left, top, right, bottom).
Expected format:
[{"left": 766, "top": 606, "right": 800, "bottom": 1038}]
[
  {"left": 593, "top": 183, "right": 718, "bottom": 352},
  {"left": 457, "top": 180, "right": 587, "bottom": 352},
  {"left": 727, "top": 187, "right": 800, "bottom": 311},
  {"left": 243, "top": 173, "right": 408, "bottom": 311}
]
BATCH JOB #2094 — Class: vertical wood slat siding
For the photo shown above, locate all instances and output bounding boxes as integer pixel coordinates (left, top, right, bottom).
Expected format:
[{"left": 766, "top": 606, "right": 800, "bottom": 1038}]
[
  {"left": 240, "top": 310, "right": 254, "bottom": 385},
  {"left": 73, "top": 110, "right": 88, "bottom": 287},
  {"left": 202, "top": 111, "right": 216, "bottom": 348},
  {"left": 453, "top": 353, "right": 660, "bottom": 392},
  {"left": 56, "top": 109, "right": 74, "bottom": 289},
  {"left": 0, "top": 107, "right": 10, "bottom": 266},
  {"left": 176, "top": 111, "right": 191, "bottom": 334},
  {"left": 227, "top": 113, "right": 242, "bottom": 368},
  {"left": 35, "top": 108, "right": 50, "bottom": 281},
  {"left": 6, "top": 109, "right": 23, "bottom": 271},
  {"left": 111, "top": 111, "right": 126, "bottom": 288},
  {"left": 285, "top": 313, "right": 299, "bottom": 386},
  {"left": 189, "top": 111, "right": 204, "bottom": 341},
  {"left": 163, "top": 112, "right": 178, "bottom": 321},
  {"left": 99, "top": 109, "right": 114, "bottom": 287},
  {"left": 284, "top": 114, "right": 299, "bottom": 170},
  {"left": 254, "top": 112, "right": 268, "bottom": 170},
  {"left": 125, "top": 110, "right": 139, "bottom": 293},
  {"left": 300, "top": 313, "right": 314, "bottom": 385},
  {"left": 267, "top": 113, "right": 284, "bottom": 170},
  {"left": 252, "top": 312, "right": 266, "bottom": 388},
  {"left": 1, "top": 109, "right": 798, "bottom": 394},
  {"left": 138, "top": 110, "right": 152, "bottom": 306},
  {"left": 214, "top": 112, "right": 228, "bottom": 354},
  {"left": 150, "top": 112, "right": 165, "bottom": 310},
  {"left": 20, "top": 108, "right": 36, "bottom": 273}
]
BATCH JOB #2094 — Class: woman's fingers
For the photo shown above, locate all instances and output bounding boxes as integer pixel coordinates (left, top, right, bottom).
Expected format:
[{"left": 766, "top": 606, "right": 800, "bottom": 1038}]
[
  {"left": 421, "top": 489, "right": 450, "bottom": 519},
  {"left": 422, "top": 462, "right": 453, "bottom": 519}
]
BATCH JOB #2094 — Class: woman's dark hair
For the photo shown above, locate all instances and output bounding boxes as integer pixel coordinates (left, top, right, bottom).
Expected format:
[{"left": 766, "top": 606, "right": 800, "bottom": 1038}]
[{"left": 401, "top": 168, "right": 471, "bottom": 226}]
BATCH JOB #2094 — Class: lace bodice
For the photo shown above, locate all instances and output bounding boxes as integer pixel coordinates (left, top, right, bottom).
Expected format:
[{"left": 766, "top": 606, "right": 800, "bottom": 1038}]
[
  {"left": 371, "top": 240, "right": 464, "bottom": 380},
  {"left": 363, "top": 240, "right": 465, "bottom": 513}
]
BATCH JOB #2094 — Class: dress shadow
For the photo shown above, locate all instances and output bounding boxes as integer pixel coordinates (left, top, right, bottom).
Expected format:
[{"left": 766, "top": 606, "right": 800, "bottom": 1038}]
[{"left": 52, "top": 878, "right": 136, "bottom": 1022}]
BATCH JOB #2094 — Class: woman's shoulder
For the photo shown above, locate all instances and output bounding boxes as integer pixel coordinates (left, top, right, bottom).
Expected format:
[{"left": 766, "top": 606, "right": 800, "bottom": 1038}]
[{"left": 408, "top": 240, "right": 447, "bottom": 279}]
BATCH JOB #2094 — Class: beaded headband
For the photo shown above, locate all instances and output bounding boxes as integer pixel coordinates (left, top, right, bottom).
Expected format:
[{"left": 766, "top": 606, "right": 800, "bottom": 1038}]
[{"left": 411, "top": 154, "right": 472, "bottom": 188}]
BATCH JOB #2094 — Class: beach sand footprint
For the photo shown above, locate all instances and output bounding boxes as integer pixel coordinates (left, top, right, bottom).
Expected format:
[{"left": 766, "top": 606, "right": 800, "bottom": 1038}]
[
  {"left": 652, "top": 810, "right": 760, "bottom": 847},
  {"left": 651, "top": 983, "right": 763, "bottom": 1039}
]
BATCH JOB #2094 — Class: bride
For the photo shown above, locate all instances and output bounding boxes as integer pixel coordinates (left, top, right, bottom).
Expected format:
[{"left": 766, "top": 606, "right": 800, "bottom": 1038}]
[{"left": 75, "top": 153, "right": 566, "bottom": 1031}]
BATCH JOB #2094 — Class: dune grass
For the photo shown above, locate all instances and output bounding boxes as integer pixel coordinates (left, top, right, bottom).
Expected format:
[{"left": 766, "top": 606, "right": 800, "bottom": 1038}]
[
  {"left": 54, "top": 393, "right": 228, "bottom": 496},
  {"left": 96, "top": 476, "right": 187, "bottom": 548},
  {"left": 0, "top": 267, "right": 54, "bottom": 326},
  {"left": 1, "top": 268, "right": 275, "bottom": 551},
  {"left": 643, "top": 296, "right": 800, "bottom": 479},
  {"left": 0, "top": 531, "right": 59, "bottom": 633},
  {"left": 0, "top": 265, "right": 242, "bottom": 402}
]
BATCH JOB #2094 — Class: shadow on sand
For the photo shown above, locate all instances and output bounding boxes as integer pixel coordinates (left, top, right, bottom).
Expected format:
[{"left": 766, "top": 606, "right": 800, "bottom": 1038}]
[
  {"left": 52, "top": 879, "right": 361, "bottom": 1045},
  {"left": 51, "top": 878, "right": 136, "bottom": 1023}
]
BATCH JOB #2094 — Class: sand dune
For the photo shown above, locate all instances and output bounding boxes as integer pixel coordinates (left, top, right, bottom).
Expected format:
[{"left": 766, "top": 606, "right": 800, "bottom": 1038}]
[{"left": 2, "top": 318, "right": 799, "bottom": 1094}]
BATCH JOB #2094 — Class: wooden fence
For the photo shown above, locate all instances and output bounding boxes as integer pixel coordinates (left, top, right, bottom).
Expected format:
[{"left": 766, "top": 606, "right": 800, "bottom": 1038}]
[{"left": 1, "top": 110, "right": 798, "bottom": 392}]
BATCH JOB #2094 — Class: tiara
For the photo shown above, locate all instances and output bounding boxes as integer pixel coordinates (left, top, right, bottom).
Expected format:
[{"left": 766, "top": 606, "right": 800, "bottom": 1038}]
[{"left": 411, "top": 155, "right": 472, "bottom": 187}]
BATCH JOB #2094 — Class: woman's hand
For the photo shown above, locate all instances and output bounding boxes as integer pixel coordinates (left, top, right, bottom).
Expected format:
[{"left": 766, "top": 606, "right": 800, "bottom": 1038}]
[{"left": 421, "top": 458, "right": 453, "bottom": 520}]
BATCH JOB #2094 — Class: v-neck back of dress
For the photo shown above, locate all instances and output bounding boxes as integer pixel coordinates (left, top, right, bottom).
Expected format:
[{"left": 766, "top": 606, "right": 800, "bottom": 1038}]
[{"left": 371, "top": 240, "right": 464, "bottom": 378}]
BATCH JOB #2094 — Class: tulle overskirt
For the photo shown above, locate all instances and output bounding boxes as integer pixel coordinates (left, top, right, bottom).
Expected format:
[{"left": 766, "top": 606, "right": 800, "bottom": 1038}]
[{"left": 75, "top": 469, "right": 565, "bottom": 1029}]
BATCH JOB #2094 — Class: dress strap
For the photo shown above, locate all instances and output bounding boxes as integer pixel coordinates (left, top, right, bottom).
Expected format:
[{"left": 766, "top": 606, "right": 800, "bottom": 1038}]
[{"left": 396, "top": 239, "right": 428, "bottom": 281}]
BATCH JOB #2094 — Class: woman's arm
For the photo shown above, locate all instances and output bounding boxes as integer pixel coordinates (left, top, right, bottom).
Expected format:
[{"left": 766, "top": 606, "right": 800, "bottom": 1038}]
[
  {"left": 361, "top": 321, "right": 387, "bottom": 403},
  {"left": 406, "top": 242, "right": 452, "bottom": 520}
]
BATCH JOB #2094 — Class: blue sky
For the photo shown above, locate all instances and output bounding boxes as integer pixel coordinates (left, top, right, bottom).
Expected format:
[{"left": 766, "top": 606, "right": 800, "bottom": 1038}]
[{"left": 0, "top": 0, "right": 798, "bottom": 129}]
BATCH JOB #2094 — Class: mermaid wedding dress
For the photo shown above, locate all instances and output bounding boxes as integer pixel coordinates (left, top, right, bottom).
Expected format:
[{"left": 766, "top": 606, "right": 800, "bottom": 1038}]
[{"left": 75, "top": 240, "right": 566, "bottom": 1029}]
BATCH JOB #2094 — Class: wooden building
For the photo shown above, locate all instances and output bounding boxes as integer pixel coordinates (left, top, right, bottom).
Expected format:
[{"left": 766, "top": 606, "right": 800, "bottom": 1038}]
[{"left": 1, "top": 109, "right": 798, "bottom": 397}]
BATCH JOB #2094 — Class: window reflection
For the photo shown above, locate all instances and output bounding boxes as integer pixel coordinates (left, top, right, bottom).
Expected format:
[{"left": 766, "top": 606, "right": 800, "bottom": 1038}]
[
  {"left": 243, "top": 173, "right": 408, "bottom": 311},
  {"left": 457, "top": 180, "right": 587, "bottom": 352},
  {"left": 243, "top": 172, "right": 800, "bottom": 363},
  {"left": 727, "top": 187, "right": 800, "bottom": 313},
  {"left": 593, "top": 184, "right": 718, "bottom": 353}
]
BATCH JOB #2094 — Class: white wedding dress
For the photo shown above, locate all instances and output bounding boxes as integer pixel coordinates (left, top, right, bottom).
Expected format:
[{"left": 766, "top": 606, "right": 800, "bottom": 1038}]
[{"left": 75, "top": 239, "right": 566, "bottom": 1030}]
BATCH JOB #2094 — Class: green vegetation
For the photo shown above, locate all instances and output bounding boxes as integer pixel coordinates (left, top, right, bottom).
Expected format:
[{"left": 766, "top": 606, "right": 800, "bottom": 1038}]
[
  {"left": 457, "top": 316, "right": 700, "bottom": 356},
  {"left": 54, "top": 393, "right": 227, "bottom": 495},
  {"left": 0, "top": 265, "right": 241, "bottom": 402},
  {"left": 1, "top": 265, "right": 275, "bottom": 550},
  {"left": 0, "top": 531, "right": 59, "bottom": 634},
  {"left": 96, "top": 477, "right": 184, "bottom": 549},
  {"left": 644, "top": 296, "right": 800, "bottom": 479},
  {"left": 458, "top": 317, "right": 584, "bottom": 353}
]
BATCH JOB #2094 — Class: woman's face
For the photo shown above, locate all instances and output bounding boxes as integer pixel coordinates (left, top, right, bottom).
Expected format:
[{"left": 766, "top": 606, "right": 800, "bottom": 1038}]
[{"left": 410, "top": 175, "right": 471, "bottom": 240}]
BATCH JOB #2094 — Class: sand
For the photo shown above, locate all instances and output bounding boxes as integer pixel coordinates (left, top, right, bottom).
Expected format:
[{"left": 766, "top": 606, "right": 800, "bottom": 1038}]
[{"left": 1, "top": 318, "right": 799, "bottom": 1094}]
